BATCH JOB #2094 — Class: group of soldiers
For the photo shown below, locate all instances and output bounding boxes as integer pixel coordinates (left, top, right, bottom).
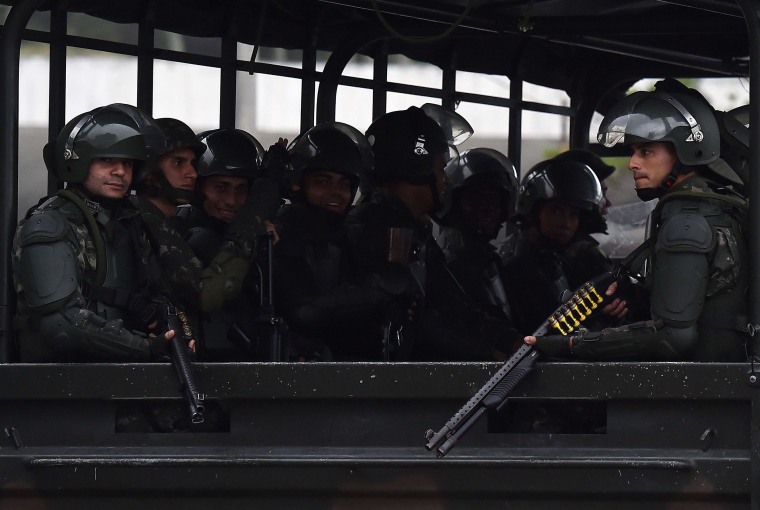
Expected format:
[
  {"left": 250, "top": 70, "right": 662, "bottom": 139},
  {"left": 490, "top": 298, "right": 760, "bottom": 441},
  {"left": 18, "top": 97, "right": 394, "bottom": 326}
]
[{"left": 11, "top": 78, "right": 751, "bottom": 364}]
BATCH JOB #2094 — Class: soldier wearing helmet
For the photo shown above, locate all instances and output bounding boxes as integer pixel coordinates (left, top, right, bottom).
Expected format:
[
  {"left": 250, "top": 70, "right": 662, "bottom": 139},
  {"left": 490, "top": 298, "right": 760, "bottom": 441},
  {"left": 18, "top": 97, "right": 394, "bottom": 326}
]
[
  {"left": 501, "top": 159, "right": 616, "bottom": 334},
  {"left": 135, "top": 117, "right": 206, "bottom": 218},
  {"left": 273, "top": 122, "right": 391, "bottom": 360},
  {"left": 437, "top": 148, "right": 520, "bottom": 328},
  {"left": 346, "top": 106, "right": 517, "bottom": 361},
  {"left": 12, "top": 104, "right": 195, "bottom": 362},
  {"left": 525, "top": 81, "right": 749, "bottom": 362},
  {"left": 176, "top": 128, "right": 286, "bottom": 360}
]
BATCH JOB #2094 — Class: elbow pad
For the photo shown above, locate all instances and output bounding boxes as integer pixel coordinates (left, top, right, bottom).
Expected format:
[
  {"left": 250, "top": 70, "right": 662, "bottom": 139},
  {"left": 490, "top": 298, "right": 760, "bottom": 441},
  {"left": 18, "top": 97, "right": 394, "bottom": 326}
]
[{"left": 36, "top": 307, "right": 153, "bottom": 361}]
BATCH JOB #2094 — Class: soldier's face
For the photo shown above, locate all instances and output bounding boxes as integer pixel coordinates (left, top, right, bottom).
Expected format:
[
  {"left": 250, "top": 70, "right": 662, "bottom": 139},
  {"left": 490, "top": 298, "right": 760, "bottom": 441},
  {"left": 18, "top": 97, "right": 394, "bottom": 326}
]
[
  {"left": 628, "top": 141, "right": 678, "bottom": 189},
  {"left": 456, "top": 184, "right": 504, "bottom": 238},
  {"left": 200, "top": 176, "right": 248, "bottom": 223},
  {"left": 300, "top": 170, "right": 352, "bottom": 214},
  {"left": 537, "top": 199, "right": 580, "bottom": 246},
  {"left": 158, "top": 148, "right": 197, "bottom": 202},
  {"left": 83, "top": 157, "right": 134, "bottom": 199}
]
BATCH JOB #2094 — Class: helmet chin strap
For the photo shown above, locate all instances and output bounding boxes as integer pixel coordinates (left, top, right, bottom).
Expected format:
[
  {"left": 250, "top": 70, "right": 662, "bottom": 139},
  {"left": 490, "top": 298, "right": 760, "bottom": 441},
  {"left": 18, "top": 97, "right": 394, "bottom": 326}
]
[
  {"left": 635, "top": 161, "right": 682, "bottom": 202},
  {"left": 157, "top": 173, "right": 195, "bottom": 205}
]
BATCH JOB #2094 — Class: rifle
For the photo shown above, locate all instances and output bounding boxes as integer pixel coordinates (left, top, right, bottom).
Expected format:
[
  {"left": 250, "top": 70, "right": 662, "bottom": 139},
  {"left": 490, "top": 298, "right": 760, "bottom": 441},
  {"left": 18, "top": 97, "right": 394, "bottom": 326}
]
[
  {"left": 255, "top": 231, "right": 285, "bottom": 361},
  {"left": 157, "top": 300, "right": 205, "bottom": 424},
  {"left": 424, "top": 268, "right": 621, "bottom": 457}
]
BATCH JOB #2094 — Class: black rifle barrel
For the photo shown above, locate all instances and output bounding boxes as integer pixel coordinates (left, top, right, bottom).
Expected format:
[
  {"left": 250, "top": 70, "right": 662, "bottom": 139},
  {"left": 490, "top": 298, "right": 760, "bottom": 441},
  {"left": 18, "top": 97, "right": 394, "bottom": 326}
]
[
  {"left": 424, "top": 269, "right": 619, "bottom": 457},
  {"left": 165, "top": 304, "right": 205, "bottom": 424}
]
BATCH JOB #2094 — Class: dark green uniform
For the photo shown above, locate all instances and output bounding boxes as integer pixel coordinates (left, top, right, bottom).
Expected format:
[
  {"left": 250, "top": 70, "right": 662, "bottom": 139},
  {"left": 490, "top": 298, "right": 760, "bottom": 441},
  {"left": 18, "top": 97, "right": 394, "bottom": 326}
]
[
  {"left": 13, "top": 190, "right": 170, "bottom": 361},
  {"left": 542, "top": 175, "right": 748, "bottom": 361}
]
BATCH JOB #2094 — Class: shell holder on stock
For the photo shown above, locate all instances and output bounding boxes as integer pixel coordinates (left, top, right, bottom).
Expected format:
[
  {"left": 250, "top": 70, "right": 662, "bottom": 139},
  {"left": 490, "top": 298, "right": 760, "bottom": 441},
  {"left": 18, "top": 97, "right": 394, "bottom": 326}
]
[{"left": 546, "top": 281, "right": 607, "bottom": 336}]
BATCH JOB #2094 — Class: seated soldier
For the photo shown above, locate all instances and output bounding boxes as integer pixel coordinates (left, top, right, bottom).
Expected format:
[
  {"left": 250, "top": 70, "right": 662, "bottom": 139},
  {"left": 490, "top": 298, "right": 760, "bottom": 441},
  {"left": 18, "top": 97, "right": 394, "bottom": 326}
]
[
  {"left": 132, "top": 117, "right": 207, "bottom": 323},
  {"left": 273, "top": 122, "right": 397, "bottom": 360},
  {"left": 12, "top": 104, "right": 193, "bottom": 361},
  {"left": 346, "top": 106, "right": 520, "bottom": 361},
  {"left": 526, "top": 83, "right": 749, "bottom": 361},
  {"left": 436, "top": 148, "right": 519, "bottom": 326},
  {"left": 501, "top": 159, "right": 622, "bottom": 334},
  {"left": 176, "top": 128, "right": 285, "bottom": 360}
]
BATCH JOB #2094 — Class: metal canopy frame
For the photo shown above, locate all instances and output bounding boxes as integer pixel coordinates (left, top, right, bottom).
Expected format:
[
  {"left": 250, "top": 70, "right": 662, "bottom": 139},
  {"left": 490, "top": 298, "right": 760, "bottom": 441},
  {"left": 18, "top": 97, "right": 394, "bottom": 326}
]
[{"left": 1, "top": 1, "right": 760, "bottom": 505}]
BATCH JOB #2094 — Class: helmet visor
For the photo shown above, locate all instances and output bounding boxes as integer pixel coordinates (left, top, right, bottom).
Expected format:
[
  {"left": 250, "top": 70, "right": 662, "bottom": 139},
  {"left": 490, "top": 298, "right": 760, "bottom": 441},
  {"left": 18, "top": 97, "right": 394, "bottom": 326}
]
[
  {"left": 421, "top": 103, "right": 474, "bottom": 146},
  {"left": 444, "top": 144, "right": 461, "bottom": 177},
  {"left": 597, "top": 92, "right": 701, "bottom": 148}
]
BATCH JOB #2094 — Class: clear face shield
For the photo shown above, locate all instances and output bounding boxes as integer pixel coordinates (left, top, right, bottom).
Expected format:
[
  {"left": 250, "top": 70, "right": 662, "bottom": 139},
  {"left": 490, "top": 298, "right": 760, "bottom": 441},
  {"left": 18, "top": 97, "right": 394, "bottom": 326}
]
[
  {"left": 421, "top": 103, "right": 473, "bottom": 177},
  {"left": 597, "top": 92, "right": 704, "bottom": 148}
]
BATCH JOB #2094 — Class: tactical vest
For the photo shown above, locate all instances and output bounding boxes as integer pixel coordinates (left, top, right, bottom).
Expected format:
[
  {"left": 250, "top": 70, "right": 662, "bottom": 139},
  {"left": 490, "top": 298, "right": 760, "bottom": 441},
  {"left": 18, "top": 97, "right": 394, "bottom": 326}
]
[{"left": 54, "top": 190, "right": 157, "bottom": 329}]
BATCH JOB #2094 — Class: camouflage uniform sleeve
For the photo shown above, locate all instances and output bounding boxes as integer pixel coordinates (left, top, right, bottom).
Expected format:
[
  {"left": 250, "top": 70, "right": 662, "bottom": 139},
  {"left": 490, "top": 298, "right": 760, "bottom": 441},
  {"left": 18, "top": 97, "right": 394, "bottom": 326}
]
[{"left": 140, "top": 208, "right": 203, "bottom": 313}]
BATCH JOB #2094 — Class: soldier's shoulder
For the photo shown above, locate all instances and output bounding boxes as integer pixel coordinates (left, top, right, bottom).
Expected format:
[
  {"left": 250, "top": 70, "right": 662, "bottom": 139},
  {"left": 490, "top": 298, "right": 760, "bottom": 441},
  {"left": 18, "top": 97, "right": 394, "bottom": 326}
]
[{"left": 16, "top": 204, "right": 72, "bottom": 246}]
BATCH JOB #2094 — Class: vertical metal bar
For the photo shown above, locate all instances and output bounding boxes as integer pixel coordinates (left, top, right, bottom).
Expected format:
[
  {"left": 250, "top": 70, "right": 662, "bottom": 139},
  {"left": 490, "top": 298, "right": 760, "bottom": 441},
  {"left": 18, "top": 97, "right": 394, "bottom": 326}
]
[
  {"left": 568, "top": 92, "right": 584, "bottom": 149},
  {"left": 508, "top": 78, "right": 523, "bottom": 178},
  {"left": 0, "top": 0, "right": 45, "bottom": 362},
  {"left": 136, "top": 3, "right": 155, "bottom": 114},
  {"left": 220, "top": 36, "right": 236, "bottom": 129},
  {"left": 734, "top": 3, "right": 760, "bottom": 509},
  {"left": 300, "top": 29, "right": 317, "bottom": 133},
  {"left": 442, "top": 65, "right": 456, "bottom": 111},
  {"left": 371, "top": 41, "right": 388, "bottom": 122},
  {"left": 47, "top": 0, "right": 66, "bottom": 197}
]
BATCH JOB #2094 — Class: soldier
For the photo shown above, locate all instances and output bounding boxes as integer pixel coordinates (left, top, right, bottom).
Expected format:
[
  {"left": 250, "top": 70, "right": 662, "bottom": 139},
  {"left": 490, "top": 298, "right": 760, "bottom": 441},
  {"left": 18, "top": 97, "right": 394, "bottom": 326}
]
[
  {"left": 551, "top": 149, "right": 618, "bottom": 300},
  {"left": 436, "top": 148, "right": 519, "bottom": 324},
  {"left": 132, "top": 117, "right": 207, "bottom": 319},
  {"left": 12, "top": 104, "right": 193, "bottom": 361},
  {"left": 177, "top": 128, "right": 284, "bottom": 360},
  {"left": 526, "top": 84, "right": 749, "bottom": 361},
  {"left": 501, "top": 159, "right": 614, "bottom": 334},
  {"left": 273, "top": 121, "right": 398, "bottom": 360},
  {"left": 135, "top": 117, "right": 206, "bottom": 218},
  {"left": 346, "top": 106, "right": 520, "bottom": 361}
]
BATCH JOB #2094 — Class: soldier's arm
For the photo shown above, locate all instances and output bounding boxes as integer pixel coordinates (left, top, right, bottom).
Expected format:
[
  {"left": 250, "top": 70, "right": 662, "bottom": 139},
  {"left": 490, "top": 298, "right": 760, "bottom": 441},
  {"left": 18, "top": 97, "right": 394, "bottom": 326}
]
[{"left": 528, "top": 210, "right": 713, "bottom": 361}]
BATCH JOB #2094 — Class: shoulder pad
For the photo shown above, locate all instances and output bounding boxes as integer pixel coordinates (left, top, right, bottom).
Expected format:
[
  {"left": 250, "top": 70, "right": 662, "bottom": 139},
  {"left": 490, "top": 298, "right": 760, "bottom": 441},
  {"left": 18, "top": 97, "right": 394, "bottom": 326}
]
[
  {"left": 657, "top": 212, "right": 714, "bottom": 253},
  {"left": 18, "top": 209, "right": 69, "bottom": 247}
]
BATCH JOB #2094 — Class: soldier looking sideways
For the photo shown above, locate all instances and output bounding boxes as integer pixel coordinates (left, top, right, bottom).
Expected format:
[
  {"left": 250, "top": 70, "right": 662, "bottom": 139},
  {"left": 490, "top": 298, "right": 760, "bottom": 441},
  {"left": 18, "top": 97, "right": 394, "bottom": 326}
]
[{"left": 525, "top": 83, "right": 749, "bottom": 361}]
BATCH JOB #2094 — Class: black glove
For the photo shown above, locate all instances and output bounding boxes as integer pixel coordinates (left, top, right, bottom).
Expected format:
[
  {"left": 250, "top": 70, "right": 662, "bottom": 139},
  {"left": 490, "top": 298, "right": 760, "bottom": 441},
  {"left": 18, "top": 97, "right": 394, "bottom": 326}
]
[
  {"left": 261, "top": 141, "right": 295, "bottom": 198},
  {"left": 532, "top": 334, "right": 573, "bottom": 359},
  {"left": 149, "top": 332, "right": 172, "bottom": 360}
]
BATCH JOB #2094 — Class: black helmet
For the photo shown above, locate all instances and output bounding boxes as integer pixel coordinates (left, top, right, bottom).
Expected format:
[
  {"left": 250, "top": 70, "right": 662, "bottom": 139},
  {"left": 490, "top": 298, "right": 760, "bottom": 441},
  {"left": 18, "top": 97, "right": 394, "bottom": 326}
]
[
  {"left": 365, "top": 106, "right": 449, "bottom": 186},
  {"left": 135, "top": 117, "right": 206, "bottom": 203},
  {"left": 439, "top": 148, "right": 518, "bottom": 223},
  {"left": 517, "top": 159, "right": 604, "bottom": 232},
  {"left": 195, "top": 128, "right": 265, "bottom": 180},
  {"left": 156, "top": 118, "right": 206, "bottom": 159},
  {"left": 44, "top": 103, "right": 165, "bottom": 183},
  {"left": 597, "top": 90, "right": 720, "bottom": 167},
  {"left": 289, "top": 121, "right": 372, "bottom": 198},
  {"left": 553, "top": 149, "right": 615, "bottom": 181}
]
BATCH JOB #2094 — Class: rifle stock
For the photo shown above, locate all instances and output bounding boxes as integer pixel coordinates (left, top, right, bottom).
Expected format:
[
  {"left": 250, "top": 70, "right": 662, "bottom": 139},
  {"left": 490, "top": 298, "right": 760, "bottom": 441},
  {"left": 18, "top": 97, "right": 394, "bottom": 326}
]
[{"left": 424, "top": 269, "right": 619, "bottom": 457}]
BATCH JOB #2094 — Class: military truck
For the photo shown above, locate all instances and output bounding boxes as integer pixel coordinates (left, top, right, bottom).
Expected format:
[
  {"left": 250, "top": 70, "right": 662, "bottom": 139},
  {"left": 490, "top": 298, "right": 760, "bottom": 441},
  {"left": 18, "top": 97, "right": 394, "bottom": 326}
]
[{"left": 0, "top": 1, "right": 758, "bottom": 508}]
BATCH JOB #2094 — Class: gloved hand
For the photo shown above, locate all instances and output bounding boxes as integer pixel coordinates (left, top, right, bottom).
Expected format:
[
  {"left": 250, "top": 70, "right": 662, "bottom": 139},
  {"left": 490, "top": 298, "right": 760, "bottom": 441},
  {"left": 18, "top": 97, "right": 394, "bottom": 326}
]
[
  {"left": 524, "top": 333, "right": 573, "bottom": 359},
  {"left": 261, "top": 137, "right": 295, "bottom": 198},
  {"left": 148, "top": 329, "right": 174, "bottom": 360}
]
